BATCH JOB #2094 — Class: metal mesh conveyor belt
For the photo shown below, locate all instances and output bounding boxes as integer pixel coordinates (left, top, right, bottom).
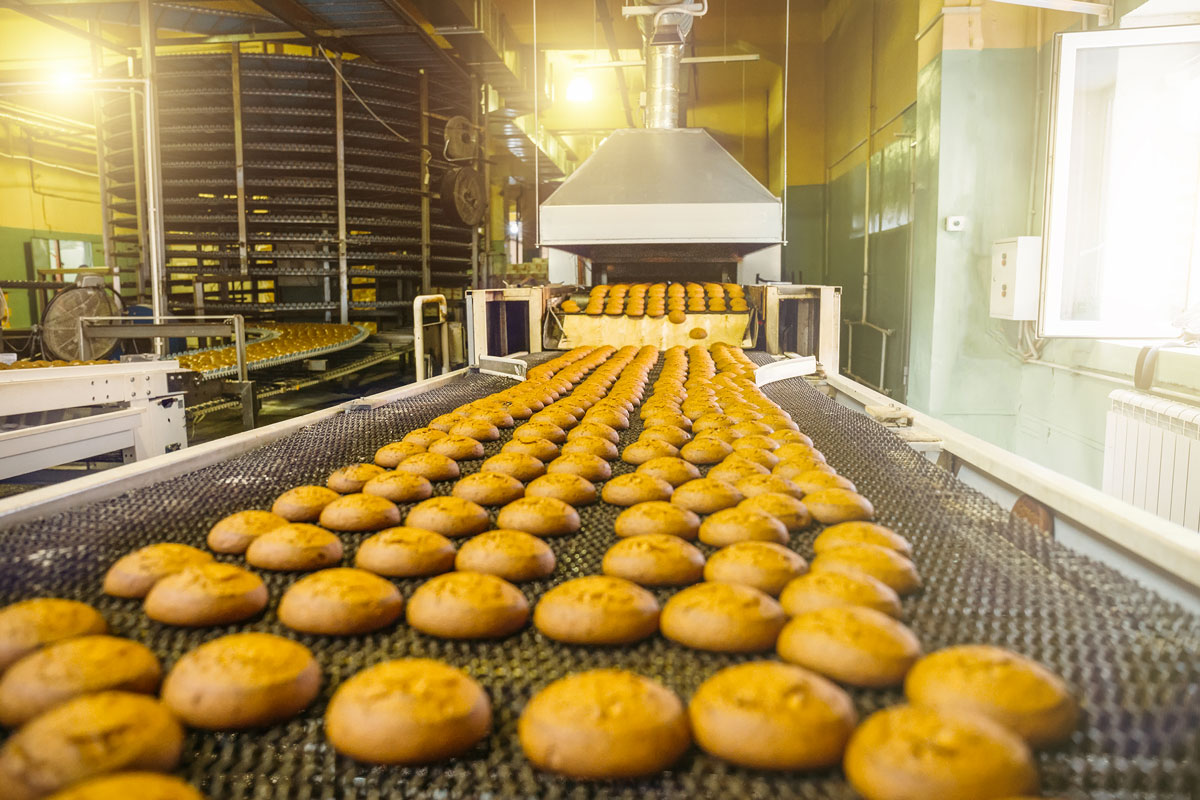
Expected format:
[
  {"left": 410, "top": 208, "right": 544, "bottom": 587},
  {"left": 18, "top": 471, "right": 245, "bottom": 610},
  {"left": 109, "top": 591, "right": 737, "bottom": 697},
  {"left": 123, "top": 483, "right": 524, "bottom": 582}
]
[{"left": 1, "top": 360, "right": 1197, "bottom": 799}]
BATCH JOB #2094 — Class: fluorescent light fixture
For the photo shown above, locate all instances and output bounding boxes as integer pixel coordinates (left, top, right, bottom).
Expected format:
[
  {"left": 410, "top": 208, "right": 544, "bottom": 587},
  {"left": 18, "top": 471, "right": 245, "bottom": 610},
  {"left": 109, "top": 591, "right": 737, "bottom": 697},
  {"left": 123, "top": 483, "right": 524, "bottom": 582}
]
[{"left": 566, "top": 75, "right": 594, "bottom": 103}]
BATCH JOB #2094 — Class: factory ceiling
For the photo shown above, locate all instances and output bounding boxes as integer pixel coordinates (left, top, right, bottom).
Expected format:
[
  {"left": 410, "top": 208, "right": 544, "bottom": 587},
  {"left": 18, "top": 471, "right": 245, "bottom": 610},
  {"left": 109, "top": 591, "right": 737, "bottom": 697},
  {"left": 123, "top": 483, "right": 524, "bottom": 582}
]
[{"left": 0, "top": 0, "right": 821, "bottom": 183}]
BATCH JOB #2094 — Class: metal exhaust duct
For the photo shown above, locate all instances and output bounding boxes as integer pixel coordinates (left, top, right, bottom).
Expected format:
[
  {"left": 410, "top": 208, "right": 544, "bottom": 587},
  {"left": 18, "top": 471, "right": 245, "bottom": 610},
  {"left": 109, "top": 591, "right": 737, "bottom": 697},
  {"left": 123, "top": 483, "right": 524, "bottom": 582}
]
[
  {"left": 539, "top": 0, "right": 781, "bottom": 275},
  {"left": 643, "top": 0, "right": 690, "bottom": 129}
]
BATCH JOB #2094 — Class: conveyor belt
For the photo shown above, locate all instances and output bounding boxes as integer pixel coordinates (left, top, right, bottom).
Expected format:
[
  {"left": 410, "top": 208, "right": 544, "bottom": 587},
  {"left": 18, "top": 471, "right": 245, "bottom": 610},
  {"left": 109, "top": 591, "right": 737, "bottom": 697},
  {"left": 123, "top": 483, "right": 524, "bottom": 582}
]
[{"left": 0, "top": 361, "right": 1197, "bottom": 799}]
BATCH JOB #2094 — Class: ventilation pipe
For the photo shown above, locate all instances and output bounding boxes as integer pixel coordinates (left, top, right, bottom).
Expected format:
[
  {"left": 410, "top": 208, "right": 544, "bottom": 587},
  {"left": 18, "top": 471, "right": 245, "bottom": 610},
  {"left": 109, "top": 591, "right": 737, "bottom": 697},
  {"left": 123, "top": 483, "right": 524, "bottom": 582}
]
[{"left": 625, "top": 1, "right": 707, "bottom": 129}]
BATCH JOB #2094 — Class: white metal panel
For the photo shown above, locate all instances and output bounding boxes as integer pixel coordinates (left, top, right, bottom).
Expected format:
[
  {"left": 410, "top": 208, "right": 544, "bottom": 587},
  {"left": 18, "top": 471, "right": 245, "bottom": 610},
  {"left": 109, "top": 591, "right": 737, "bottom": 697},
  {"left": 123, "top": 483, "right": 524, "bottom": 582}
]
[
  {"left": 1156, "top": 425, "right": 1177, "bottom": 521},
  {"left": 539, "top": 202, "right": 782, "bottom": 246},
  {"left": 1132, "top": 413, "right": 1151, "bottom": 510},
  {"left": 1111, "top": 410, "right": 1129, "bottom": 501},
  {"left": 1103, "top": 389, "right": 1200, "bottom": 531},
  {"left": 0, "top": 361, "right": 181, "bottom": 415},
  {"left": 1170, "top": 427, "right": 1191, "bottom": 526},
  {"left": 1186, "top": 442, "right": 1200, "bottom": 532},
  {"left": 0, "top": 409, "right": 141, "bottom": 480},
  {"left": 1102, "top": 409, "right": 1118, "bottom": 496}
]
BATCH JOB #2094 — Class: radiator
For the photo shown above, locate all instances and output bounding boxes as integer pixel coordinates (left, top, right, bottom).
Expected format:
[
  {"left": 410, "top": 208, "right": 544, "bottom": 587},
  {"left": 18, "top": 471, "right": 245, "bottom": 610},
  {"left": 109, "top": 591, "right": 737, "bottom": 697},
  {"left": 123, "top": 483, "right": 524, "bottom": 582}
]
[{"left": 1103, "top": 389, "right": 1200, "bottom": 531}]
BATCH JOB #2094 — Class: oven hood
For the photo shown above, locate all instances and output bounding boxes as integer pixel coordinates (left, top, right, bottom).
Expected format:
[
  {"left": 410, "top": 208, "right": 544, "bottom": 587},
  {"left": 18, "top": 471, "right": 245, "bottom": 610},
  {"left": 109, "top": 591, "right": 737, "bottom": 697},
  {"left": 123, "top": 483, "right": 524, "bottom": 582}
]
[{"left": 539, "top": 127, "right": 782, "bottom": 263}]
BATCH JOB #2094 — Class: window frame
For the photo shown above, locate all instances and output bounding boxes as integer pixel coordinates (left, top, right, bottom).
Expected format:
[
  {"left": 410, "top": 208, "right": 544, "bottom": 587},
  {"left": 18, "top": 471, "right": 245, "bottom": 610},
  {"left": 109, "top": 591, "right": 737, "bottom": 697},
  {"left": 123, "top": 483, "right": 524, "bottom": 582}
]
[{"left": 1040, "top": 23, "right": 1200, "bottom": 338}]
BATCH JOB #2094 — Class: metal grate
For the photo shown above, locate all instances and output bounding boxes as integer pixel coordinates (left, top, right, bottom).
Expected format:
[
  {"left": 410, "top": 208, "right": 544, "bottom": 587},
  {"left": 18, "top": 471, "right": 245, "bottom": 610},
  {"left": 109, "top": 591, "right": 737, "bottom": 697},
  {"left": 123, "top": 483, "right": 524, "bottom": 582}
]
[{"left": 0, "top": 364, "right": 1197, "bottom": 799}]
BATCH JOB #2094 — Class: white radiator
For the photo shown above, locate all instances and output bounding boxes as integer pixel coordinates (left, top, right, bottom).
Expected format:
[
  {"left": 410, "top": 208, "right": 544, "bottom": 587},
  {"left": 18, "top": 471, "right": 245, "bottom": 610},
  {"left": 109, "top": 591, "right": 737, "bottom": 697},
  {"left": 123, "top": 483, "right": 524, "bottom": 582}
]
[{"left": 1103, "top": 389, "right": 1200, "bottom": 531}]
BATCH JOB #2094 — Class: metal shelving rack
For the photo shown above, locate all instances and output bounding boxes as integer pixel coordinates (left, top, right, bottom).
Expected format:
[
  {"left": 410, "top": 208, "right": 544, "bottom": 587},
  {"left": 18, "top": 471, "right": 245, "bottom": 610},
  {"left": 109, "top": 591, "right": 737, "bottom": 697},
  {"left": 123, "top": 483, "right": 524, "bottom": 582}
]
[{"left": 98, "top": 50, "right": 477, "bottom": 331}]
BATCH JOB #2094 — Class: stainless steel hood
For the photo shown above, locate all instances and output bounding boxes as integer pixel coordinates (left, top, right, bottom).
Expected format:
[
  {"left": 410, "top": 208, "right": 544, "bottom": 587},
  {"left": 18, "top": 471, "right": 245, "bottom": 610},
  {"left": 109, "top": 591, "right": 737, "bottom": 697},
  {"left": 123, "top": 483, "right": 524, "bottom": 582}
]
[
  {"left": 538, "top": 1, "right": 782, "bottom": 268},
  {"left": 539, "top": 127, "right": 782, "bottom": 262}
]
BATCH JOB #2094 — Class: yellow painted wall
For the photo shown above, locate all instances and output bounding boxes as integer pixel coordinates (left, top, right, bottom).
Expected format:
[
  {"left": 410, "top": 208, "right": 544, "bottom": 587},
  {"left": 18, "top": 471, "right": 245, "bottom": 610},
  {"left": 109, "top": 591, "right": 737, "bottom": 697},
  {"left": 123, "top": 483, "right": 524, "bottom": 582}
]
[
  {"left": 0, "top": 11, "right": 109, "bottom": 329},
  {"left": 824, "top": 0, "right": 920, "bottom": 177}
]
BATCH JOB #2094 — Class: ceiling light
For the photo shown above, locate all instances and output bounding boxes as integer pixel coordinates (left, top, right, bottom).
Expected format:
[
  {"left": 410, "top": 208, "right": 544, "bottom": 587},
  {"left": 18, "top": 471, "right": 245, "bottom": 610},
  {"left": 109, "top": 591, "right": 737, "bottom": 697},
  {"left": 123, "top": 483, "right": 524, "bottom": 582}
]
[{"left": 566, "top": 76, "right": 594, "bottom": 103}]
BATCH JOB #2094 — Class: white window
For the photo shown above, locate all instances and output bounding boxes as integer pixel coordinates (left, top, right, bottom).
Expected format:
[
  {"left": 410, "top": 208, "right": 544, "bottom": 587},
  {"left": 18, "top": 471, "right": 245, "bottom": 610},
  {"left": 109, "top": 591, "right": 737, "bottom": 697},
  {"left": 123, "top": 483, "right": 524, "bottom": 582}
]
[{"left": 1041, "top": 24, "right": 1200, "bottom": 338}]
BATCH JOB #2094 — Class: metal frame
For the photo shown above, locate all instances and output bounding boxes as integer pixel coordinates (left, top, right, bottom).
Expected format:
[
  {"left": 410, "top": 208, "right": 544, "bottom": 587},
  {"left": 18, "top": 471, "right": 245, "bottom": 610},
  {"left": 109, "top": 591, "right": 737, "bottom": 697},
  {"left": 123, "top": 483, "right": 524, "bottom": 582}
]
[
  {"left": 138, "top": 0, "right": 167, "bottom": 353},
  {"left": 828, "top": 373, "right": 1200, "bottom": 612},
  {"left": 418, "top": 69, "right": 432, "bottom": 294},
  {"left": 463, "top": 283, "right": 840, "bottom": 371},
  {"left": 412, "top": 294, "right": 449, "bottom": 382},
  {"left": 77, "top": 315, "right": 249, "bottom": 381},
  {"left": 465, "top": 286, "right": 546, "bottom": 363},
  {"left": 1040, "top": 23, "right": 1200, "bottom": 338},
  {"left": 76, "top": 314, "right": 258, "bottom": 428},
  {"left": 231, "top": 47, "right": 249, "bottom": 277},
  {"left": 757, "top": 284, "right": 842, "bottom": 369},
  {"left": 0, "top": 359, "right": 187, "bottom": 481},
  {"left": 334, "top": 53, "right": 350, "bottom": 325},
  {"left": 0, "top": 367, "right": 471, "bottom": 528},
  {"left": 993, "top": 0, "right": 1113, "bottom": 26}
]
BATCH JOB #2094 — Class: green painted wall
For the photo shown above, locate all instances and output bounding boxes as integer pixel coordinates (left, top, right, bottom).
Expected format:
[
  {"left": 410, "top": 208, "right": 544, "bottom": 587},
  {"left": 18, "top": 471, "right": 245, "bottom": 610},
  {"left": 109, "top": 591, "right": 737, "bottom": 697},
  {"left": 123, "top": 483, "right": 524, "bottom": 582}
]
[
  {"left": 0, "top": 226, "right": 104, "bottom": 329},
  {"left": 819, "top": 0, "right": 1196, "bottom": 491},
  {"left": 908, "top": 53, "right": 941, "bottom": 414},
  {"left": 865, "top": 111, "right": 915, "bottom": 401},
  {"left": 921, "top": 47, "right": 1037, "bottom": 448},
  {"left": 826, "top": 160, "right": 865, "bottom": 369},
  {"left": 907, "top": 30, "right": 1193, "bottom": 490},
  {"left": 822, "top": 114, "right": 915, "bottom": 401},
  {"left": 782, "top": 184, "right": 825, "bottom": 285}
]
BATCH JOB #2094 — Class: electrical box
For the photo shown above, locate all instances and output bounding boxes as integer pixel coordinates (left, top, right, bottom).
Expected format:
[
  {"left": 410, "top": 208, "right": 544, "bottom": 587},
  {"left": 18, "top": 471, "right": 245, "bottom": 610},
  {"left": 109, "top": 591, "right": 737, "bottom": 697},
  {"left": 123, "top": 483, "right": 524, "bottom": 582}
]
[{"left": 990, "top": 236, "right": 1041, "bottom": 320}]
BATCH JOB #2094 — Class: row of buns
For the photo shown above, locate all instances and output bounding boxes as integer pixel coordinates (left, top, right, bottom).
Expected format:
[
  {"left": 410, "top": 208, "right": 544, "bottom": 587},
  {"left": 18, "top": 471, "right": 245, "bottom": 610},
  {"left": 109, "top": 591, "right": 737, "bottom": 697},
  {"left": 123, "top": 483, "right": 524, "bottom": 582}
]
[{"left": 0, "top": 343, "right": 1076, "bottom": 800}]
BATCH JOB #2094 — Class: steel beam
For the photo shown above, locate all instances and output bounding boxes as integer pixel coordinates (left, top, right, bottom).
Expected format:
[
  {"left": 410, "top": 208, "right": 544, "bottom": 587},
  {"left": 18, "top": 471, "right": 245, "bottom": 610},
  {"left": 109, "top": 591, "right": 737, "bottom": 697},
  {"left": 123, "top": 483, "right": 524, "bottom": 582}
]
[
  {"left": 991, "top": 0, "right": 1113, "bottom": 26},
  {"left": 154, "top": 25, "right": 416, "bottom": 47},
  {"left": 126, "top": 55, "right": 148, "bottom": 304},
  {"left": 573, "top": 53, "right": 762, "bottom": 70},
  {"left": 0, "top": 1, "right": 132, "bottom": 56},
  {"left": 595, "top": 0, "right": 635, "bottom": 128},
  {"left": 334, "top": 55, "right": 349, "bottom": 325},
  {"left": 418, "top": 69, "right": 431, "bottom": 294},
  {"left": 138, "top": 0, "right": 166, "bottom": 354},
  {"left": 90, "top": 23, "right": 117, "bottom": 287},
  {"left": 231, "top": 48, "right": 248, "bottom": 277},
  {"left": 247, "top": 0, "right": 353, "bottom": 52}
]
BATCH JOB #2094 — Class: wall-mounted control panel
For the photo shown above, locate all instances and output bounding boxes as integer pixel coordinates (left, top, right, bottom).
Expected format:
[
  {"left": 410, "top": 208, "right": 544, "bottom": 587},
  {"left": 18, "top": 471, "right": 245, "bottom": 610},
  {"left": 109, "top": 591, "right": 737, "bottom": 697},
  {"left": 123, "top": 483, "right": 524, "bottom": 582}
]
[{"left": 990, "top": 236, "right": 1041, "bottom": 321}]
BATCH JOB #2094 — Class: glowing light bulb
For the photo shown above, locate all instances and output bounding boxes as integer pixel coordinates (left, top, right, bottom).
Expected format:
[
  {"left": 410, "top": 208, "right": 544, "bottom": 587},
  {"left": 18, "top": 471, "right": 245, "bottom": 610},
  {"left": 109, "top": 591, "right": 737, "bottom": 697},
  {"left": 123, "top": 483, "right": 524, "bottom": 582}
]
[{"left": 566, "top": 75, "right": 594, "bottom": 103}]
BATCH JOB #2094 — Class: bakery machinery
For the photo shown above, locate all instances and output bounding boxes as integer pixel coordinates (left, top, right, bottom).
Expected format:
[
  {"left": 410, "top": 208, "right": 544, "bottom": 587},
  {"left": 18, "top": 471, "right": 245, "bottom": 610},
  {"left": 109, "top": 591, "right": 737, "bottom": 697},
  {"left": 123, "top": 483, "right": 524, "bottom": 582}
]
[
  {"left": 0, "top": 334, "right": 1196, "bottom": 798},
  {"left": 539, "top": 2, "right": 782, "bottom": 287},
  {"left": 0, "top": 7, "right": 1196, "bottom": 799}
]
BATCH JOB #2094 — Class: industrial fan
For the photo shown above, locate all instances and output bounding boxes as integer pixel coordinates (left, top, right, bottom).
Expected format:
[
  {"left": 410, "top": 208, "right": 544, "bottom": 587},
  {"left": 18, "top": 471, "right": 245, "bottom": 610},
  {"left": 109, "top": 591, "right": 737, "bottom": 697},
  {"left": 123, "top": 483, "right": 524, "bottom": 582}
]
[{"left": 38, "top": 276, "right": 124, "bottom": 361}]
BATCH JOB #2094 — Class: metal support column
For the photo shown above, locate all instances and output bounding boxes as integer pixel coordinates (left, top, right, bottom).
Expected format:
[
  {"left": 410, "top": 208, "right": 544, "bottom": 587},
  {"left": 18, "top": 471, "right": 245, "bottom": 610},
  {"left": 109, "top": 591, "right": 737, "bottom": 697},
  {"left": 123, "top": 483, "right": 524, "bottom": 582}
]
[
  {"left": 90, "top": 25, "right": 117, "bottom": 290},
  {"left": 470, "top": 78, "right": 481, "bottom": 288},
  {"left": 481, "top": 82, "right": 492, "bottom": 290},
  {"left": 231, "top": 48, "right": 249, "bottom": 277},
  {"left": 138, "top": 0, "right": 166, "bottom": 353},
  {"left": 334, "top": 54, "right": 349, "bottom": 325},
  {"left": 126, "top": 55, "right": 148, "bottom": 304},
  {"left": 419, "top": 69, "right": 431, "bottom": 294}
]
